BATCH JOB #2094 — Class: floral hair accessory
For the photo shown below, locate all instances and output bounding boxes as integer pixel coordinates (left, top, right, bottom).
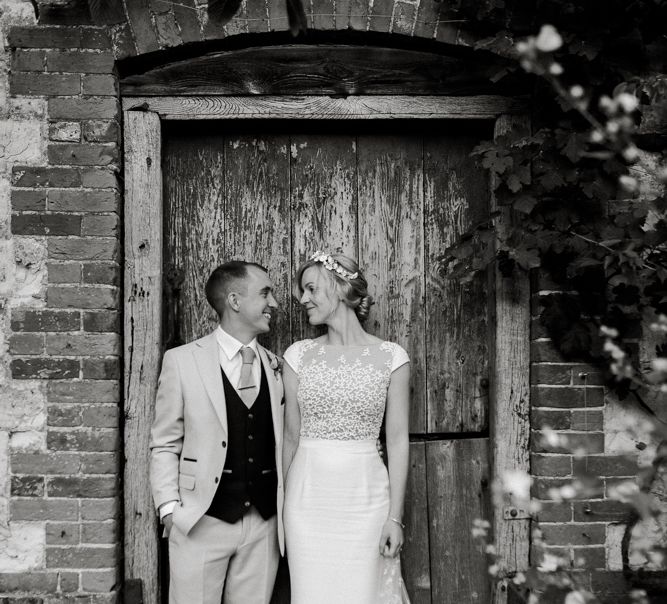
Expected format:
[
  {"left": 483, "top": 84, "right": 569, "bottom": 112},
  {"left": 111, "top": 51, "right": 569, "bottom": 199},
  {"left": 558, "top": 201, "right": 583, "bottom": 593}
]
[{"left": 310, "top": 251, "right": 359, "bottom": 280}]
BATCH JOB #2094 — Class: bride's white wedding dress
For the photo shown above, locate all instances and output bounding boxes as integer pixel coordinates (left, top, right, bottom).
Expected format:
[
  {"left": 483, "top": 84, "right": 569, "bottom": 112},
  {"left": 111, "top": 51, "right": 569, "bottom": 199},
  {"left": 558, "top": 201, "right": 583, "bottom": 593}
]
[{"left": 283, "top": 340, "right": 411, "bottom": 604}]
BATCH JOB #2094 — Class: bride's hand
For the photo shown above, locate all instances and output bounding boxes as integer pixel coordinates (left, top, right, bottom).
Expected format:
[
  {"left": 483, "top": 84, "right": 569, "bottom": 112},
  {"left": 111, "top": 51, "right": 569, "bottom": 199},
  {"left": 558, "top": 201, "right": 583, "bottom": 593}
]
[{"left": 379, "top": 520, "right": 404, "bottom": 558}]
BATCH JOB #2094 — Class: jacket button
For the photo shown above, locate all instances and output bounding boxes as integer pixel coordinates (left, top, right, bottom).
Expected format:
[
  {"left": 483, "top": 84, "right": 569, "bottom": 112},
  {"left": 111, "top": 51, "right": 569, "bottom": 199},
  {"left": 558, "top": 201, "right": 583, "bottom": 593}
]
[
  {"left": 244, "top": 501, "right": 251, "bottom": 507},
  {"left": 248, "top": 457, "right": 254, "bottom": 463},
  {"left": 221, "top": 441, "right": 226, "bottom": 448},
  {"left": 248, "top": 434, "right": 254, "bottom": 440},
  {"left": 214, "top": 477, "right": 219, "bottom": 483}
]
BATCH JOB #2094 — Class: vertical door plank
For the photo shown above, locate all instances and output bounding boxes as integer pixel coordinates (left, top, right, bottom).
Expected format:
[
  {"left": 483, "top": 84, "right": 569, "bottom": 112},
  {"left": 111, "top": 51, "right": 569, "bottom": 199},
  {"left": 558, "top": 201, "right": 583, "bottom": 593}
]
[
  {"left": 223, "top": 135, "right": 291, "bottom": 354},
  {"left": 402, "top": 442, "right": 431, "bottom": 604},
  {"left": 490, "top": 115, "right": 531, "bottom": 603},
  {"left": 290, "top": 134, "right": 358, "bottom": 340},
  {"left": 427, "top": 438, "right": 491, "bottom": 604},
  {"left": 123, "top": 110, "right": 162, "bottom": 604},
  {"left": 424, "top": 132, "right": 491, "bottom": 433},
  {"left": 357, "top": 136, "right": 426, "bottom": 433},
  {"left": 163, "top": 129, "right": 226, "bottom": 345}
]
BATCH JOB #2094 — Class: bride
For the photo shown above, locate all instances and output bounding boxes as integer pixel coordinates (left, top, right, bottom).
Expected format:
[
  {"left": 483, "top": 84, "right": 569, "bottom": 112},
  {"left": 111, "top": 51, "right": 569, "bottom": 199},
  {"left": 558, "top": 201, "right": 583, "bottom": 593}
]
[{"left": 282, "top": 251, "right": 411, "bottom": 604}]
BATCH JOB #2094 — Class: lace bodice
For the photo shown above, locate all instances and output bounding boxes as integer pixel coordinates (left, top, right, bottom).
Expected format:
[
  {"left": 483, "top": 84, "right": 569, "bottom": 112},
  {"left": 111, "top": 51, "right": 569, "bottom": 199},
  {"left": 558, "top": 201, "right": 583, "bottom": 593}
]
[{"left": 283, "top": 339, "right": 409, "bottom": 440}]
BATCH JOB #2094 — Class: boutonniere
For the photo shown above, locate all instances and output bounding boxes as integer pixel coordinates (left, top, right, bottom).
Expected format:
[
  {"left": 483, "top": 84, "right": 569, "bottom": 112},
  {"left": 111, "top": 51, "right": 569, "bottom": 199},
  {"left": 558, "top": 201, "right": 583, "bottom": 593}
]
[{"left": 267, "top": 353, "right": 283, "bottom": 380}]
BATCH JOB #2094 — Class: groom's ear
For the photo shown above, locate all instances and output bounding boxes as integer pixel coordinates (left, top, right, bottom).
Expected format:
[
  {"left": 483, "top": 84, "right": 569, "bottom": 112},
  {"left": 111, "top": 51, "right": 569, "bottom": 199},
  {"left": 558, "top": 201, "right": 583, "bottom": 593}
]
[{"left": 227, "top": 292, "right": 241, "bottom": 312}]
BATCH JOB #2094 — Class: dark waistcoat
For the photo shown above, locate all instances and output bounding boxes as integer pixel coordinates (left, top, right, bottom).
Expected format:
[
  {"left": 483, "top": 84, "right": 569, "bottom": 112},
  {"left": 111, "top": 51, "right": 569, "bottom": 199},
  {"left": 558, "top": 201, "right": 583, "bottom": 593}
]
[{"left": 206, "top": 364, "right": 277, "bottom": 523}]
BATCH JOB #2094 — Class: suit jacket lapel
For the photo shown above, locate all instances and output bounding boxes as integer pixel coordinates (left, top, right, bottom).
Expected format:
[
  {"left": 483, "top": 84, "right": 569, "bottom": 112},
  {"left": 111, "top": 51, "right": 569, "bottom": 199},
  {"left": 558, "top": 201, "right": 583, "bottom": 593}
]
[
  {"left": 258, "top": 346, "right": 282, "bottom": 445},
  {"left": 193, "top": 332, "right": 228, "bottom": 437}
]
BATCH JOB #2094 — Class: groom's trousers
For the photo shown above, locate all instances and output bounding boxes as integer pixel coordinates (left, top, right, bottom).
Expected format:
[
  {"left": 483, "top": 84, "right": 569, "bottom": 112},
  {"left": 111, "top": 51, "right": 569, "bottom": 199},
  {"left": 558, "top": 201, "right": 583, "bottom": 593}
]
[{"left": 168, "top": 507, "right": 279, "bottom": 604}]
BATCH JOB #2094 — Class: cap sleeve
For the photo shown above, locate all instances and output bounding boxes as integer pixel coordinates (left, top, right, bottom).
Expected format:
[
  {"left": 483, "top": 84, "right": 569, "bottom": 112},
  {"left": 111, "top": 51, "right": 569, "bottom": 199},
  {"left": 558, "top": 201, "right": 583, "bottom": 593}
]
[
  {"left": 391, "top": 343, "right": 410, "bottom": 372},
  {"left": 283, "top": 341, "right": 303, "bottom": 374}
]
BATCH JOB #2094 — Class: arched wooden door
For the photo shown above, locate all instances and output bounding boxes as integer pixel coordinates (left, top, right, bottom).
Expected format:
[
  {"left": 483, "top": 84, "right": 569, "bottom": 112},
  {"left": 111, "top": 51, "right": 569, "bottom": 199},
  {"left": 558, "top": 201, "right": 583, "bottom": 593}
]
[{"left": 161, "top": 118, "right": 492, "bottom": 603}]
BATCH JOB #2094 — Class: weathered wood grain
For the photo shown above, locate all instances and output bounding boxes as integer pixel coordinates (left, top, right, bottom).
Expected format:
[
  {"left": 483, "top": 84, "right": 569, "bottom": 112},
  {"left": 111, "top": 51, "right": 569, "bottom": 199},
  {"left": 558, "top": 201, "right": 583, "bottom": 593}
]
[
  {"left": 290, "top": 134, "right": 358, "bottom": 340},
  {"left": 119, "top": 44, "right": 496, "bottom": 97},
  {"left": 123, "top": 110, "right": 162, "bottom": 604},
  {"left": 424, "top": 131, "right": 491, "bottom": 433},
  {"left": 490, "top": 114, "right": 531, "bottom": 604},
  {"left": 403, "top": 442, "right": 431, "bottom": 604},
  {"left": 163, "top": 126, "right": 226, "bottom": 345},
  {"left": 122, "top": 95, "right": 527, "bottom": 120},
  {"left": 427, "top": 438, "right": 492, "bottom": 604},
  {"left": 357, "top": 135, "right": 426, "bottom": 433},
  {"left": 223, "top": 134, "right": 291, "bottom": 354}
]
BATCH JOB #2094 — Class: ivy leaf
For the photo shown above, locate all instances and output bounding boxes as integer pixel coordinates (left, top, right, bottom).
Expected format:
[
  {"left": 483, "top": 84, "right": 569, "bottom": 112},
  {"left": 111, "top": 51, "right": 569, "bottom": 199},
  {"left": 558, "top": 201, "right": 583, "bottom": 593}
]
[
  {"left": 513, "top": 195, "right": 538, "bottom": 214},
  {"left": 511, "top": 245, "right": 541, "bottom": 270},
  {"left": 561, "top": 133, "right": 586, "bottom": 163},
  {"left": 480, "top": 149, "right": 513, "bottom": 174},
  {"left": 539, "top": 170, "right": 566, "bottom": 190}
]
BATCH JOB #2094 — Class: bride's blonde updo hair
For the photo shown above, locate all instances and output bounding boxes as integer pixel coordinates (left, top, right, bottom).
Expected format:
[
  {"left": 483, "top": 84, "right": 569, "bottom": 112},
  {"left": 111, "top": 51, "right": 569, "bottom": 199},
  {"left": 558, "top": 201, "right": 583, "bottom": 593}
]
[{"left": 295, "top": 252, "right": 374, "bottom": 322}]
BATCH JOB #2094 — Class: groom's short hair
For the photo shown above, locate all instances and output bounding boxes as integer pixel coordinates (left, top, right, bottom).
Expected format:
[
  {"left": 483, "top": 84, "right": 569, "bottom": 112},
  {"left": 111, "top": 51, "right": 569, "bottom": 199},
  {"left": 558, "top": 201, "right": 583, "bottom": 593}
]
[{"left": 205, "top": 260, "right": 267, "bottom": 317}]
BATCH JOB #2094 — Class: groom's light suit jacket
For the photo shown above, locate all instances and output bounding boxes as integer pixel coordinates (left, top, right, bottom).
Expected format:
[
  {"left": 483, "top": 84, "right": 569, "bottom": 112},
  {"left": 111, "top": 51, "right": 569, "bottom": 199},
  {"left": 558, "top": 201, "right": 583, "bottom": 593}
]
[{"left": 149, "top": 331, "right": 285, "bottom": 554}]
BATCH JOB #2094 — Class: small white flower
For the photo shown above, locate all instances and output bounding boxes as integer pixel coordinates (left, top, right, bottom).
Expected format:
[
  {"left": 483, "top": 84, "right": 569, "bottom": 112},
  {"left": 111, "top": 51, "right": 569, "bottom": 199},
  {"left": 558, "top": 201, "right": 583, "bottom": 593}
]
[
  {"left": 616, "top": 93, "right": 639, "bottom": 113},
  {"left": 502, "top": 470, "right": 532, "bottom": 500},
  {"left": 622, "top": 145, "right": 640, "bottom": 162},
  {"left": 559, "top": 484, "right": 577, "bottom": 499},
  {"left": 590, "top": 129, "right": 605, "bottom": 143},
  {"left": 549, "top": 62, "right": 564, "bottom": 75},
  {"left": 565, "top": 591, "right": 588, "bottom": 604},
  {"left": 535, "top": 24, "right": 563, "bottom": 52},
  {"left": 570, "top": 85, "right": 585, "bottom": 99},
  {"left": 538, "top": 553, "right": 563, "bottom": 572},
  {"left": 619, "top": 174, "right": 638, "bottom": 192},
  {"left": 652, "top": 358, "right": 667, "bottom": 372},
  {"left": 600, "top": 325, "right": 619, "bottom": 338}
]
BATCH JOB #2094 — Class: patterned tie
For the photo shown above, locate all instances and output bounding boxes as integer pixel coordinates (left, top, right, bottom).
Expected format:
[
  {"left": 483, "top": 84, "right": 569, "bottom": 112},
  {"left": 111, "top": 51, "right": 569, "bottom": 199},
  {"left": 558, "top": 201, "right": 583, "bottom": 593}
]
[{"left": 237, "top": 346, "right": 257, "bottom": 407}]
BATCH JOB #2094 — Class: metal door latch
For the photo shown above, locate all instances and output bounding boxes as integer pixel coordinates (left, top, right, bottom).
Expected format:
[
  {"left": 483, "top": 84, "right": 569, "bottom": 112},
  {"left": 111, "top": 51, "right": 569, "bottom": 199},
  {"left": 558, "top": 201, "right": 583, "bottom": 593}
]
[{"left": 503, "top": 506, "right": 530, "bottom": 520}]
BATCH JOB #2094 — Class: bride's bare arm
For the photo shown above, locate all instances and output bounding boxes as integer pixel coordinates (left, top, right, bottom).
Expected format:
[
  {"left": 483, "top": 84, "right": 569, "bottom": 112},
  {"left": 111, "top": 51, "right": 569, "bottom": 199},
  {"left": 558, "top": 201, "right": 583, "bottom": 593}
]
[
  {"left": 379, "top": 362, "right": 410, "bottom": 557},
  {"left": 282, "top": 363, "right": 301, "bottom": 482}
]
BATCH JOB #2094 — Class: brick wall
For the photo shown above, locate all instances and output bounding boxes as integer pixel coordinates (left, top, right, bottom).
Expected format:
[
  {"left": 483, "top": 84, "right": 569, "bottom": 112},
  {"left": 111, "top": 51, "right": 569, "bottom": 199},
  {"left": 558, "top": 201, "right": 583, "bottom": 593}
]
[{"left": 0, "top": 1, "right": 662, "bottom": 603}]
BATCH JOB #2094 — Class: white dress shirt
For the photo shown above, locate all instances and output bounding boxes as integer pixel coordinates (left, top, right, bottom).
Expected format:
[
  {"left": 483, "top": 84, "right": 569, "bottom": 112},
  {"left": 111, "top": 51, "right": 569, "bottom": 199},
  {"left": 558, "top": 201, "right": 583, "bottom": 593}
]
[{"left": 159, "top": 327, "right": 261, "bottom": 521}]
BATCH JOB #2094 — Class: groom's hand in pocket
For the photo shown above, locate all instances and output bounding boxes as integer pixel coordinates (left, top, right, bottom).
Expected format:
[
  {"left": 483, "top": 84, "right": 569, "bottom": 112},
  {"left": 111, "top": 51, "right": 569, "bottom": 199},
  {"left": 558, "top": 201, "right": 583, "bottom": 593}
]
[{"left": 162, "top": 514, "right": 173, "bottom": 538}]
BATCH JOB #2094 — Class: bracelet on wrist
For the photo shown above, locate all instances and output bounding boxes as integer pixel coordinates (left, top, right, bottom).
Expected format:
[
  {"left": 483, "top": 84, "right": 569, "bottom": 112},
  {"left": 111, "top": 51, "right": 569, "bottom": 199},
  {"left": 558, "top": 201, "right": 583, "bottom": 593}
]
[{"left": 389, "top": 516, "right": 405, "bottom": 529}]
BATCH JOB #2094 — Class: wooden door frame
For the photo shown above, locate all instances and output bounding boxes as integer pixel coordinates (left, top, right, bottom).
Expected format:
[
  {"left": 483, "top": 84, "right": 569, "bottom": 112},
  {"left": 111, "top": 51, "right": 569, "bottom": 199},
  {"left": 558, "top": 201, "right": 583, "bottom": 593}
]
[{"left": 122, "top": 95, "right": 531, "bottom": 604}]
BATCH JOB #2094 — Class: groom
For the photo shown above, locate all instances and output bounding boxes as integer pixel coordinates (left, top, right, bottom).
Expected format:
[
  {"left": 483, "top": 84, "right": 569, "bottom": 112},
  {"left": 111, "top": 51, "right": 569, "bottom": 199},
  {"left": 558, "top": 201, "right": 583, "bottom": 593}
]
[{"left": 149, "top": 260, "right": 284, "bottom": 604}]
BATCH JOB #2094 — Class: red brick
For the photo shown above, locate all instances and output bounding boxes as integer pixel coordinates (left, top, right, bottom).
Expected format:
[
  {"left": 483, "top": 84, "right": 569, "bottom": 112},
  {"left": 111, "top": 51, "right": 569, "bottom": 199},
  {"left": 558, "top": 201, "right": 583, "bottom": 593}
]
[
  {"left": 48, "top": 143, "right": 118, "bottom": 166},
  {"left": 46, "top": 522, "right": 80, "bottom": 545},
  {"left": 575, "top": 455, "right": 637, "bottom": 477},
  {"left": 11, "top": 358, "right": 80, "bottom": 379},
  {"left": 81, "top": 451, "right": 119, "bottom": 473},
  {"left": 49, "top": 120, "right": 81, "bottom": 142},
  {"left": 589, "top": 570, "right": 630, "bottom": 594},
  {"left": 531, "top": 364, "right": 603, "bottom": 386},
  {"left": 46, "top": 50, "right": 115, "bottom": 73},
  {"left": 11, "top": 309, "right": 80, "bottom": 332},
  {"left": 8, "top": 333, "right": 45, "bottom": 354},
  {"left": 11, "top": 451, "right": 80, "bottom": 474},
  {"left": 47, "top": 285, "right": 119, "bottom": 309},
  {"left": 369, "top": 0, "right": 392, "bottom": 31},
  {"left": 46, "top": 545, "right": 117, "bottom": 568},
  {"left": 571, "top": 409, "right": 604, "bottom": 431},
  {"left": 47, "top": 428, "right": 118, "bottom": 452},
  {"left": 531, "top": 339, "right": 565, "bottom": 362},
  {"left": 81, "top": 405, "right": 119, "bottom": 429},
  {"left": 48, "top": 405, "right": 83, "bottom": 427},
  {"left": 48, "top": 189, "right": 119, "bottom": 212},
  {"left": 532, "top": 477, "right": 604, "bottom": 500},
  {"left": 83, "top": 310, "right": 120, "bottom": 332},
  {"left": 83, "top": 261, "right": 120, "bottom": 285},
  {"left": 80, "top": 167, "right": 118, "bottom": 189},
  {"left": 81, "top": 74, "right": 117, "bottom": 95},
  {"left": 10, "top": 72, "right": 80, "bottom": 95},
  {"left": 12, "top": 166, "right": 81, "bottom": 188},
  {"left": 573, "top": 499, "right": 631, "bottom": 522},
  {"left": 11, "top": 49, "right": 46, "bottom": 71},
  {"left": 532, "top": 386, "right": 604, "bottom": 408},
  {"left": 47, "top": 475, "right": 118, "bottom": 498},
  {"left": 8, "top": 26, "right": 82, "bottom": 48},
  {"left": 81, "top": 498, "right": 118, "bottom": 521},
  {"left": 12, "top": 213, "right": 81, "bottom": 236},
  {"left": 47, "top": 380, "right": 119, "bottom": 404},
  {"left": 81, "top": 214, "right": 119, "bottom": 236},
  {"left": 0, "top": 572, "right": 59, "bottom": 592},
  {"left": 60, "top": 571, "right": 80, "bottom": 592},
  {"left": 534, "top": 501, "right": 572, "bottom": 522},
  {"left": 48, "top": 97, "right": 119, "bottom": 120},
  {"left": 11, "top": 189, "right": 47, "bottom": 211},
  {"left": 80, "top": 28, "right": 112, "bottom": 50},
  {"left": 83, "top": 119, "right": 119, "bottom": 142},
  {"left": 82, "top": 357, "right": 120, "bottom": 380},
  {"left": 572, "top": 546, "right": 606, "bottom": 569},
  {"left": 81, "top": 521, "right": 117, "bottom": 544},
  {"left": 48, "top": 262, "right": 81, "bottom": 283},
  {"left": 11, "top": 475, "right": 45, "bottom": 497},
  {"left": 392, "top": 2, "right": 417, "bottom": 35},
  {"left": 46, "top": 333, "right": 120, "bottom": 355},
  {"left": 48, "top": 237, "right": 118, "bottom": 261},
  {"left": 349, "top": 0, "right": 371, "bottom": 29},
  {"left": 541, "top": 523, "right": 606, "bottom": 546},
  {"left": 81, "top": 569, "right": 118, "bottom": 591},
  {"left": 533, "top": 431, "right": 605, "bottom": 454},
  {"left": 531, "top": 408, "right": 571, "bottom": 430},
  {"left": 532, "top": 454, "right": 573, "bottom": 476},
  {"left": 11, "top": 498, "right": 78, "bottom": 521}
]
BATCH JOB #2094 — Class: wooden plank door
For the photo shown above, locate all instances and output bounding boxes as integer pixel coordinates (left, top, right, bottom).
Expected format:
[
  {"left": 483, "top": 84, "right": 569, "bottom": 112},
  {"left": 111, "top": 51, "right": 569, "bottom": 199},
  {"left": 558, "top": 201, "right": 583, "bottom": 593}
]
[{"left": 162, "top": 120, "right": 493, "bottom": 603}]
